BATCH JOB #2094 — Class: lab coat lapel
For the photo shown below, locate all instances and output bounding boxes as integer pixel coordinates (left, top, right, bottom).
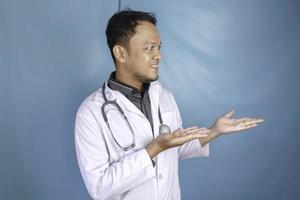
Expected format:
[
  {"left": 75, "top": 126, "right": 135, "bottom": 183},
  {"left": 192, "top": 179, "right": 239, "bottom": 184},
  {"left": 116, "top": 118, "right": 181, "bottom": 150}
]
[
  {"left": 104, "top": 83, "right": 146, "bottom": 119},
  {"left": 148, "top": 81, "right": 161, "bottom": 138}
]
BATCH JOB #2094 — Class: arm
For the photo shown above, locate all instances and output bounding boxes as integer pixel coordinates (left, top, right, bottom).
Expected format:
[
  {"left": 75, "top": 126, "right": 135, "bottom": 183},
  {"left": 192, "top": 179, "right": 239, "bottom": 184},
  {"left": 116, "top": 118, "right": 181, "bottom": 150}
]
[
  {"left": 75, "top": 104, "right": 156, "bottom": 200},
  {"left": 75, "top": 104, "right": 208, "bottom": 199}
]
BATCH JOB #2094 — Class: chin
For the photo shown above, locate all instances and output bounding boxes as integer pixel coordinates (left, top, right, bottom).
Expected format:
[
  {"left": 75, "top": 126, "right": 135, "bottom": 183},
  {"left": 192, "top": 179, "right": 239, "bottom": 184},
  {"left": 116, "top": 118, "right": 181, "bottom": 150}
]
[
  {"left": 136, "top": 72, "right": 159, "bottom": 83},
  {"left": 147, "top": 75, "right": 159, "bottom": 82}
]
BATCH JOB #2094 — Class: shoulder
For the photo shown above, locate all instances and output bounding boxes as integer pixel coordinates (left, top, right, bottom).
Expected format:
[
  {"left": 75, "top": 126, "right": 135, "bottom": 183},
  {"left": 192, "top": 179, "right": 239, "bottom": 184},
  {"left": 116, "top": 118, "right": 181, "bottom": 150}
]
[
  {"left": 151, "top": 81, "right": 178, "bottom": 112},
  {"left": 76, "top": 87, "right": 105, "bottom": 116},
  {"left": 150, "top": 80, "right": 174, "bottom": 98}
]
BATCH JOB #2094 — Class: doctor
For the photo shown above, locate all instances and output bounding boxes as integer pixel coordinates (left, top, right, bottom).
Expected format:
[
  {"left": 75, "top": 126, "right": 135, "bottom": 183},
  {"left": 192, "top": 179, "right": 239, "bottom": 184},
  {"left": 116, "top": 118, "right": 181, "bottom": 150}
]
[{"left": 75, "top": 10, "right": 264, "bottom": 200}]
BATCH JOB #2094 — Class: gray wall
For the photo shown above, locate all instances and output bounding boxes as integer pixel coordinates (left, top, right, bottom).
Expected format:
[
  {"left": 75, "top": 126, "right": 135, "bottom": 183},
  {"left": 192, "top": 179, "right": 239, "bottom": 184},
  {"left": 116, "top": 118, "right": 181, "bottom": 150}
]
[{"left": 1, "top": 0, "right": 299, "bottom": 199}]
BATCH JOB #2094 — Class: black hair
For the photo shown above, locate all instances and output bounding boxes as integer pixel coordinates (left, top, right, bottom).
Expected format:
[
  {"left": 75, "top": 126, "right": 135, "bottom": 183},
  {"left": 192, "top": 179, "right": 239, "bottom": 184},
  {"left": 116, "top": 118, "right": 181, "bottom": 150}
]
[{"left": 105, "top": 9, "right": 157, "bottom": 64}]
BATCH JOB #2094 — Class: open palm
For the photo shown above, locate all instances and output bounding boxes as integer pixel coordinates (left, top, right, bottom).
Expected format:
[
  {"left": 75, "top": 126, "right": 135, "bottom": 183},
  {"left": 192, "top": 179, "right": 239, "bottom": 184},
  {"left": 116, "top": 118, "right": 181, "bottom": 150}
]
[
  {"left": 211, "top": 110, "right": 264, "bottom": 135},
  {"left": 156, "top": 127, "right": 209, "bottom": 149}
]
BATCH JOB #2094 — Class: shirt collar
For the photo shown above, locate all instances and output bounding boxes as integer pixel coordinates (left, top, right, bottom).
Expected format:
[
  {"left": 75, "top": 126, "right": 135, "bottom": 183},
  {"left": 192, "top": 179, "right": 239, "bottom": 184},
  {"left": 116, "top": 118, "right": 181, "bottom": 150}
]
[{"left": 107, "top": 71, "right": 150, "bottom": 97}]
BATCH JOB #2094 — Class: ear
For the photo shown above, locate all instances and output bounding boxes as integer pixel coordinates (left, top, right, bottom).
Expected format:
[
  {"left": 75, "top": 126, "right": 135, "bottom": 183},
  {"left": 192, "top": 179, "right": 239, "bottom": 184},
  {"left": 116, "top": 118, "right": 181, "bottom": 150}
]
[{"left": 113, "top": 45, "right": 127, "bottom": 63}]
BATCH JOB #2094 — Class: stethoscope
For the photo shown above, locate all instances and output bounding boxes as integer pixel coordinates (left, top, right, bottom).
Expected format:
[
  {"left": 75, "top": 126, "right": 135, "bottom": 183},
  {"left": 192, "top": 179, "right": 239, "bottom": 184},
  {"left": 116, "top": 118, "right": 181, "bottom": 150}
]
[{"left": 101, "top": 82, "right": 171, "bottom": 151}]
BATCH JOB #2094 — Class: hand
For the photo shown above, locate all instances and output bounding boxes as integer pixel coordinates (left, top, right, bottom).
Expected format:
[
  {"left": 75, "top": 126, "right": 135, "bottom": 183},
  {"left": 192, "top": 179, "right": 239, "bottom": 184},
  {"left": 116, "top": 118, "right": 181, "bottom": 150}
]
[
  {"left": 156, "top": 126, "right": 209, "bottom": 150},
  {"left": 210, "top": 109, "right": 264, "bottom": 136},
  {"left": 146, "top": 126, "right": 209, "bottom": 158}
]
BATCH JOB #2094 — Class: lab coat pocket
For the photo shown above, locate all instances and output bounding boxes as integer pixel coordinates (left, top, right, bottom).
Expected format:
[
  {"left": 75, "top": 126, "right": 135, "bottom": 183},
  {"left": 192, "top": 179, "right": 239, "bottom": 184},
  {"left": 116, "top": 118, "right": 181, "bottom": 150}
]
[
  {"left": 172, "top": 186, "right": 181, "bottom": 200},
  {"left": 161, "top": 110, "right": 176, "bottom": 132}
]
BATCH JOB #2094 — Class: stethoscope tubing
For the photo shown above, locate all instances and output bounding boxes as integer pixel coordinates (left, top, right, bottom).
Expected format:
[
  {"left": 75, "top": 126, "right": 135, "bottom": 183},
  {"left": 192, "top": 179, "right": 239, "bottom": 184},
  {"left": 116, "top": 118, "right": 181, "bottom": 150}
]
[{"left": 101, "top": 82, "right": 170, "bottom": 151}]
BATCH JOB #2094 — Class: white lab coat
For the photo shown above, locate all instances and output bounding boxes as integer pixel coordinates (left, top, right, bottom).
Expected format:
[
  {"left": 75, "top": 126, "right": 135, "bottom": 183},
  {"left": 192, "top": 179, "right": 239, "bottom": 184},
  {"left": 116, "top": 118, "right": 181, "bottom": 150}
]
[{"left": 75, "top": 81, "right": 209, "bottom": 200}]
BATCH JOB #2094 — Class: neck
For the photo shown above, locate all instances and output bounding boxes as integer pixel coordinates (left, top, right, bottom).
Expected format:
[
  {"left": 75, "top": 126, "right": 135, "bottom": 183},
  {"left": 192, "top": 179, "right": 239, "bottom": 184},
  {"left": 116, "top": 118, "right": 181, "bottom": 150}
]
[{"left": 115, "top": 70, "right": 144, "bottom": 92}]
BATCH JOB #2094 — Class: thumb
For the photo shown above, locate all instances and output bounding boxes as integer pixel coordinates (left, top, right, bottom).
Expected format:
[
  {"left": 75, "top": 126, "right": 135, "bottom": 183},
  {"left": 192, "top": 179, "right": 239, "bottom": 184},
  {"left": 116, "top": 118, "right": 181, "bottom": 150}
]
[{"left": 223, "top": 109, "right": 235, "bottom": 118}]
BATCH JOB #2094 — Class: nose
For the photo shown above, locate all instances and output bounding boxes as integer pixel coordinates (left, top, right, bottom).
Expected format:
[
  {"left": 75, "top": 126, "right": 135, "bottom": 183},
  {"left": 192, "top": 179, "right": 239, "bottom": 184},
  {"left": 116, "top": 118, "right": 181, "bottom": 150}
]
[{"left": 153, "top": 49, "right": 161, "bottom": 61}]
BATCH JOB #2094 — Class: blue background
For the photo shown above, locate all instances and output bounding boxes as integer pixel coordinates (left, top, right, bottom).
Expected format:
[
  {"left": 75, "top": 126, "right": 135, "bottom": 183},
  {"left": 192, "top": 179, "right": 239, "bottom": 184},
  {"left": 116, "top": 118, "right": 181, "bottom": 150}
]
[{"left": 1, "top": 0, "right": 300, "bottom": 199}]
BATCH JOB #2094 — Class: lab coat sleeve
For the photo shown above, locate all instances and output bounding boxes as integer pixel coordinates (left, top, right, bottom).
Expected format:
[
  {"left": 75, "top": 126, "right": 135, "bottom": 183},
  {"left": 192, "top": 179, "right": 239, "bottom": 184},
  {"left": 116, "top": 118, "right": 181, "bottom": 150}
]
[
  {"left": 169, "top": 93, "right": 209, "bottom": 159},
  {"left": 75, "top": 102, "right": 156, "bottom": 200}
]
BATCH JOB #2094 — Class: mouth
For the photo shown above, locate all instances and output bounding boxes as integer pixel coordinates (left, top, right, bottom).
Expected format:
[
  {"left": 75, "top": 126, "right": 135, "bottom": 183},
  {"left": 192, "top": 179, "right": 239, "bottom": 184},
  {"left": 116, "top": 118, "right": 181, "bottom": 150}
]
[{"left": 151, "top": 64, "right": 159, "bottom": 68}]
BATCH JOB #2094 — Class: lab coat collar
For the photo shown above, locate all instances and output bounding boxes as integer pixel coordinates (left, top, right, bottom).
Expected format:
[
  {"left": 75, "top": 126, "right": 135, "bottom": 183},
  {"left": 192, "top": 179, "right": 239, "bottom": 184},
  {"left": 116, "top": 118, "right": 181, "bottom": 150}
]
[{"left": 100, "top": 81, "right": 161, "bottom": 119}]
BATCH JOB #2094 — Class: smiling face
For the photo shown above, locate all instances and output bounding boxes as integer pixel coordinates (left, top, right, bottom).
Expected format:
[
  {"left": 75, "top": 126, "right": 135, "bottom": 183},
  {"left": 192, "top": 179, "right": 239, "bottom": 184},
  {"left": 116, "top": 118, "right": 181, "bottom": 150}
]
[{"left": 119, "top": 21, "right": 161, "bottom": 87}]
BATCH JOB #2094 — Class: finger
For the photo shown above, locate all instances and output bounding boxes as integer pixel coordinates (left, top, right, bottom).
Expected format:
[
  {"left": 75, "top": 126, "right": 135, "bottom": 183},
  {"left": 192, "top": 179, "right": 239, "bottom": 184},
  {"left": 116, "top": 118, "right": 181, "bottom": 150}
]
[
  {"left": 190, "top": 131, "right": 209, "bottom": 137},
  {"left": 184, "top": 129, "right": 209, "bottom": 137},
  {"left": 174, "top": 129, "right": 184, "bottom": 137},
  {"left": 182, "top": 132, "right": 208, "bottom": 141},
  {"left": 184, "top": 127, "right": 208, "bottom": 135},
  {"left": 172, "top": 128, "right": 184, "bottom": 137},
  {"left": 172, "top": 128, "right": 182, "bottom": 134},
  {"left": 240, "top": 119, "right": 264, "bottom": 126},
  {"left": 196, "top": 131, "right": 210, "bottom": 137},
  {"left": 245, "top": 123, "right": 258, "bottom": 129},
  {"left": 234, "top": 118, "right": 251, "bottom": 123},
  {"left": 176, "top": 128, "right": 202, "bottom": 137},
  {"left": 222, "top": 109, "right": 235, "bottom": 118},
  {"left": 196, "top": 128, "right": 210, "bottom": 133},
  {"left": 255, "top": 118, "right": 264, "bottom": 123},
  {"left": 183, "top": 126, "right": 198, "bottom": 132},
  {"left": 197, "top": 133, "right": 209, "bottom": 137},
  {"left": 237, "top": 123, "right": 258, "bottom": 131},
  {"left": 183, "top": 127, "right": 199, "bottom": 134},
  {"left": 190, "top": 129, "right": 210, "bottom": 135},
  {"left": 236, "top": 118, "right": 264, "bottom": 124}
]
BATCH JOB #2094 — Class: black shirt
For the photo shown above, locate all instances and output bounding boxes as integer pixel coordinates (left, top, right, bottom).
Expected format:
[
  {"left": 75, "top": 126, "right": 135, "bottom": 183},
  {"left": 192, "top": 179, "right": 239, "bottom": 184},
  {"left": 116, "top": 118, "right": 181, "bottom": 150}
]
[{"left": 107, "top": 72, "right": 154, "bottom": 136}]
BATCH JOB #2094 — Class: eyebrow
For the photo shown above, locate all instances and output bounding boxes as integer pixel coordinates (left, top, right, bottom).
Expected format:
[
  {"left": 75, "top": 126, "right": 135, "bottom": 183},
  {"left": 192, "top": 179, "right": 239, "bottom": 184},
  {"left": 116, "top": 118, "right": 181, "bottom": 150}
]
[{"left": 144, "top": 41, "right": 162, "bottom": 46}]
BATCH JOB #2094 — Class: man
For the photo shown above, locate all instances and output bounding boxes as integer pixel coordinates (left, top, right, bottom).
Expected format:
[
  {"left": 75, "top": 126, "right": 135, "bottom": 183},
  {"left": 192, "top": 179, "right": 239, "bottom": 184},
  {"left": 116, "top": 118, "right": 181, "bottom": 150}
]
[{"left": 75, "top": 10, "right": 264, "bottom": 200}]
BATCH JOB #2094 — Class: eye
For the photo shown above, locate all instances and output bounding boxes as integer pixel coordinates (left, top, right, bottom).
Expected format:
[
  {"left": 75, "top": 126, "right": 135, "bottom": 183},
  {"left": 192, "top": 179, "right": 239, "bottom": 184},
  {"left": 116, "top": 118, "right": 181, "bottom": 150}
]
[
  {"left": 144, "top": 44, "right": 162, "bottom": 52},
  {"left": 145, "top": 45, "right": 154, "bottom": 51}
]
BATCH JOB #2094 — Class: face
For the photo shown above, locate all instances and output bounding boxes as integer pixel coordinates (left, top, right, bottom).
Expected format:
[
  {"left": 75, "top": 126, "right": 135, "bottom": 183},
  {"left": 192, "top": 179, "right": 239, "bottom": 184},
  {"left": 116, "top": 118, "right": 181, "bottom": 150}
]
[{"left": 125, "top": 21, "right": 161, "bottom": 84}]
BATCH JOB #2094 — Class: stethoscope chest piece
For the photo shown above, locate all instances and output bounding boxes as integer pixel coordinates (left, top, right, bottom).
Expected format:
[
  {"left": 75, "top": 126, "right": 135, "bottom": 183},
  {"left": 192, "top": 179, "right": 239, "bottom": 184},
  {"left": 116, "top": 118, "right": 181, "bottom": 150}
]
[
  {"left": 159, "top": 124, "right": 171, "bottom": 135},
  {"left": 158, "top": 107, "right": 171, "bottom": 135}
]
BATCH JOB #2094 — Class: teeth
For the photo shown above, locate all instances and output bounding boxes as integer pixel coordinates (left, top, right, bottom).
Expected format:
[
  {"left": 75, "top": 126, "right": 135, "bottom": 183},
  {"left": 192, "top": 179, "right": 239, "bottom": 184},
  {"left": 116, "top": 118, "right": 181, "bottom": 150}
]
[{"left": 152, "top": 64, "right": 158, "bottom": 68}]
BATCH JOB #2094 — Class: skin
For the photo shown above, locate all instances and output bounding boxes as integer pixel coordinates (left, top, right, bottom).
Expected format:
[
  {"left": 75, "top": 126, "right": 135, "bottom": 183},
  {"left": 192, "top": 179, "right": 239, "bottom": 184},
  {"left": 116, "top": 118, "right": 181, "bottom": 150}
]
[
  {"left": 112, "top": 21, "right": 264, "bottom": 159},
  {"left": 113, "top": 21, "right": 161, "bottom": 91}
]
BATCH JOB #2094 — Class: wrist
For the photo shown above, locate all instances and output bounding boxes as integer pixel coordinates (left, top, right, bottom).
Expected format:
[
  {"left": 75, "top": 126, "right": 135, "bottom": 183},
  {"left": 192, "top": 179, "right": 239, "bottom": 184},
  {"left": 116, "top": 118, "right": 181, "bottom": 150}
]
[
  {"left": 209, "top": 127, "right": 221, "bottom": 138},
  {"left": 145, "top": 141, "right": 164, "bottom": 159}
]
